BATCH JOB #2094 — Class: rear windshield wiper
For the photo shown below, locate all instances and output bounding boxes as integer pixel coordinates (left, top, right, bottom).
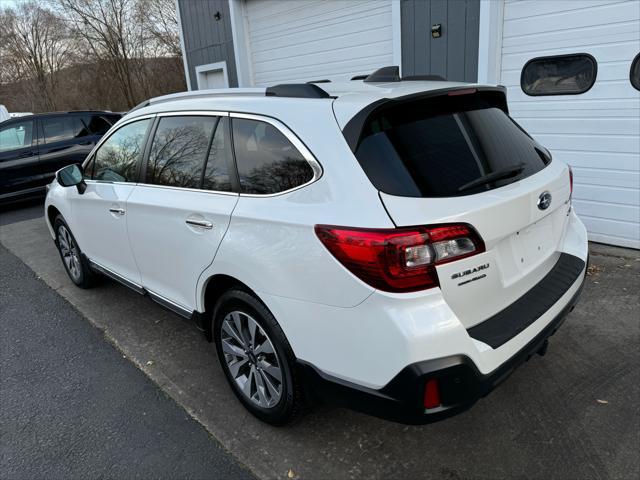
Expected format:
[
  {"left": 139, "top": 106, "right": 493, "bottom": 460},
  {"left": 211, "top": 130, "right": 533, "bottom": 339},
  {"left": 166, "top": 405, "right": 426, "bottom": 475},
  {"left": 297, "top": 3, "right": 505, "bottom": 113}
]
[{"left": 457, "top": 163, "right": 526, "bottom": 193}]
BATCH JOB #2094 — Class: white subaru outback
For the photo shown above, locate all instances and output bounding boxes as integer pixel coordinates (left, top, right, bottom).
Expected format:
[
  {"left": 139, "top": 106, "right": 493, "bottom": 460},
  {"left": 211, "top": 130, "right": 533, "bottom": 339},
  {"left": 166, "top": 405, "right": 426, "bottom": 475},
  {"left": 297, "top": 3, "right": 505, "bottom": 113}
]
[{"left": 45, "top": 68, "right": 588, "bottom": 425}]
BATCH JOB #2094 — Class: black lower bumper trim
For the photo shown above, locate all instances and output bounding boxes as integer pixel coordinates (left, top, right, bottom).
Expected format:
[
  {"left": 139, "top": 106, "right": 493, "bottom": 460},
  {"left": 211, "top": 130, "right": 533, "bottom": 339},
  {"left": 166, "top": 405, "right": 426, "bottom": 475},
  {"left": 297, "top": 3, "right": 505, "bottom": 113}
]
[
  {"left": 298, "top": 261, "right": 586, "bottom": 425},
  {"left": 467, "top": 253, "right": 586, "bottom": 348}
]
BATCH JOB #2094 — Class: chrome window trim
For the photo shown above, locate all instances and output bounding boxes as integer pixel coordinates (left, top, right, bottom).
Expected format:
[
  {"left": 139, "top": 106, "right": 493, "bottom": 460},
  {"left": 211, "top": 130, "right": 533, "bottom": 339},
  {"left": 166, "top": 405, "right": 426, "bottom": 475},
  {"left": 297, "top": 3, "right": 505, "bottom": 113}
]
[
  {"left": 133, "top": 182, "right": 238, "bottom": 196},
  {"left": 229, "top": 112, "right": 323, "bottom": 198},
  {"left": 82, "top": 110, "right": 324, "bottom": 197}
]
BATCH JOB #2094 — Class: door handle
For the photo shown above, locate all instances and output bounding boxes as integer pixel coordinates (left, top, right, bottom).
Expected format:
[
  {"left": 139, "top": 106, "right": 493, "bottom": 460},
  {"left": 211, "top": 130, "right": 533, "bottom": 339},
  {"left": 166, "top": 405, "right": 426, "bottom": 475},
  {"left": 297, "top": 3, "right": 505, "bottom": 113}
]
[
  {"left": 185, "top": 219, "right": 213, "bottom": 229},
  {"left": 109, "top": 207, "right": 125, "bottom": 215}
]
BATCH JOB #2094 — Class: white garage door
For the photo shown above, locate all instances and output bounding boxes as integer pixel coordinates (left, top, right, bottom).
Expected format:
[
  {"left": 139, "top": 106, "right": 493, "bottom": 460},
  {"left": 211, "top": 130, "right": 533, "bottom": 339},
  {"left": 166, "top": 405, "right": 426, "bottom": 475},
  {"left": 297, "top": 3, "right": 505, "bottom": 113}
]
[
  {"left": 244, "top": 0, "right": 393, "bottom": 86},
  {"left": 499, "top": 0, "right": 640, "bottom": 249}
]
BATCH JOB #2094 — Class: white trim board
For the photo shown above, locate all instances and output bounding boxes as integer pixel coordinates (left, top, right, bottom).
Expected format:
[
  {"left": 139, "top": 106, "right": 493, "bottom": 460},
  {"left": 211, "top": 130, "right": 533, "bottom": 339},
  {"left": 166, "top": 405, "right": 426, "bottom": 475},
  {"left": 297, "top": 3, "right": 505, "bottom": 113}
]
[
  {"left": 175, "top": 0, "right": 192, "bottom": 91},
  {"left": 477, "top": 0, "right": 504, "bottom": 84},
  {"left": 195, "top": 61, "right": 230, "bottom": 89}
]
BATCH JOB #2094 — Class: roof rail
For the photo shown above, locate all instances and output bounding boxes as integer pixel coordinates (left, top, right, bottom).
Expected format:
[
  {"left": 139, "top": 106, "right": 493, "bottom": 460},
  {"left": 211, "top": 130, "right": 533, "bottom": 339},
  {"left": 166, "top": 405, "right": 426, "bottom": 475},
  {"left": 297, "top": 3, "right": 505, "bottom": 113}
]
[
  {"left": 350, "top": 74, "right": 368, "bottom": 80},
  {"left": 266, "top": 83, "right": 331, "bottom": 99},
  {"left": 306, "top": 79, "right": 331, "bottom": 84},
  {"left": 364, "top": 66, "right": 400, "bottom": 83}
]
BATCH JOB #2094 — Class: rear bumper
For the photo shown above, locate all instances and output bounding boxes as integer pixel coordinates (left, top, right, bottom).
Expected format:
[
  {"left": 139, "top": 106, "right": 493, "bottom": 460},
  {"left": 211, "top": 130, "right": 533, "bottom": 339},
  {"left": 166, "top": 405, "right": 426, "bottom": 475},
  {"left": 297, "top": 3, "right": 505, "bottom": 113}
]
[{"left": 298, "top": 264, "right": 586, "bottom": 424}]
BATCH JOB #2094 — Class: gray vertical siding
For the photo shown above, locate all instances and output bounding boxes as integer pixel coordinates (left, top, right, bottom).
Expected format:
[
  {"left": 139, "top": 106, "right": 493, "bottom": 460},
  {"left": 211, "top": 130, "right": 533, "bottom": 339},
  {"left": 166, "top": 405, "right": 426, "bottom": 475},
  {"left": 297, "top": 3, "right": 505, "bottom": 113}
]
[
  {"left": 401, "top": 0, "right": 480, "bottom": 82},
  {"left": 179, "top": 0, "right": 238, "bottom": 89}
]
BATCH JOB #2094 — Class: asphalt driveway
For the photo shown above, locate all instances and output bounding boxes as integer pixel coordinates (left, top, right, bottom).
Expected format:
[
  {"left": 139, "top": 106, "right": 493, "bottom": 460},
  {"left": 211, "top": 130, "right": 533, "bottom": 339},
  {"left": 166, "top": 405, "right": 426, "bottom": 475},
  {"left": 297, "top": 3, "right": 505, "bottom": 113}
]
[{"left": 1, "top": 203, "right": 638, "bottom": 480}]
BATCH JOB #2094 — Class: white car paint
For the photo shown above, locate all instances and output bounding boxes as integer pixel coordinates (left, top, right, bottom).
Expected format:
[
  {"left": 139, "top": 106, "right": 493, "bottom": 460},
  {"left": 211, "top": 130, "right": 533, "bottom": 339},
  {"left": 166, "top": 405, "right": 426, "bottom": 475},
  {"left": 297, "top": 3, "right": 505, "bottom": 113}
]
[{"left": 45, "top": 80, "right": 588, "bottom": 392}]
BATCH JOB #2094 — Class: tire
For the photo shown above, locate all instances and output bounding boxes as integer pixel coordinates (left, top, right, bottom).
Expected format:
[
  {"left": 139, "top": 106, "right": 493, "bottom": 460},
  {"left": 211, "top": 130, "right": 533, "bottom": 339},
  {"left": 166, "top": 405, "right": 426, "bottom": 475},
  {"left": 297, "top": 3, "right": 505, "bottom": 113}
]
[
  {"left": 53, "top": 214, "right": 96, "bottom": 289},
  {"left": 213, "top": 289, "right": 304, "bottom": 425}
]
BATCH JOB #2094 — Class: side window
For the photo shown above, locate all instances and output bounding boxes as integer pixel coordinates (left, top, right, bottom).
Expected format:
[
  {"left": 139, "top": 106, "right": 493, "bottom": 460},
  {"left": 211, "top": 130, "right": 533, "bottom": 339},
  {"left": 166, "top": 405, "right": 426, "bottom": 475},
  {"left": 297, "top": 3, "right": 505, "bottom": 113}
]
[
  {"left": 203, "top": 118, "right": 233, "bottom": 192},
  {"left": 92, "top": 118, "right": 151, "bottom": 182},
  {"left": 631, "top": 53, "right": 640, "bottom": 91},
  {"left": 0, "top": 120, "right": 33, "bottom": 152},
  {"left": 146, "top": 116, "right": 216, "bottom": 189},
  {"left": 521, "top": 54, "right": 597, "bottom": 96},
  {"left": 82, "top": 115, "right": 112, "bottom": 135},
  {"left": 42, "top": 116, "right": 88, "bottom": 143},
  {"left": 231, "top": 118, "right": 315, "bottom": 194}
]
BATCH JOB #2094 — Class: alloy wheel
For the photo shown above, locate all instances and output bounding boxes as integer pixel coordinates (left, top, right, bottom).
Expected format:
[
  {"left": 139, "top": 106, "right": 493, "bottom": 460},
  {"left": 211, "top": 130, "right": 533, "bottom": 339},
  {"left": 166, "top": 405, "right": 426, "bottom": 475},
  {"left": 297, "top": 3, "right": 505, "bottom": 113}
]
[
  {"left": 57, "top": 225, "right": 81, "bottom": 282},
  {"left": 221, "top": 310, "right": 283, "bottom": 408}
]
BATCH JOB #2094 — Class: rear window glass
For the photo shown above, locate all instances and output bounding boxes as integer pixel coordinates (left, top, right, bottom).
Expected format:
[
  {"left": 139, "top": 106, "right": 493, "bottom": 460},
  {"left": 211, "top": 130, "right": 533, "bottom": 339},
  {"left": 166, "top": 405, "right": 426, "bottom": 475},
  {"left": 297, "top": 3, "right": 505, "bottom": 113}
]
[
  {"left": 521, "top": 54, "right": 597, "bottom": 96},
  {"left": 354, "top": 93, "right": 551, "bottom": 198}
]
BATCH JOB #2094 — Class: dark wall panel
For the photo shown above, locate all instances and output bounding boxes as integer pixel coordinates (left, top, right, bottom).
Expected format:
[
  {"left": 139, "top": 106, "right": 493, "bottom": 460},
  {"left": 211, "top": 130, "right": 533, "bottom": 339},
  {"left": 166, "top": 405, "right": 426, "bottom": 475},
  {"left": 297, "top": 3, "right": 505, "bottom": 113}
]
[
  {"left": 401, "top": 0, "right": 480, "bottom": 82},
  {"left": 178, "top": 0, "right": 238, "bottom": 89}
]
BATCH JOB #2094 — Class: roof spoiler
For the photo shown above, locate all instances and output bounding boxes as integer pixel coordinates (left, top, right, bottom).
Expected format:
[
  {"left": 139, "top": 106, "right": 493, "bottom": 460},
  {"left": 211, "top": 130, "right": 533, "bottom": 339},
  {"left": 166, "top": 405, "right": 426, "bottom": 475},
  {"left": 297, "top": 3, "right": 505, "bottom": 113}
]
[{"left": 342, "top": 85, "right": 509, "bottom": 152}]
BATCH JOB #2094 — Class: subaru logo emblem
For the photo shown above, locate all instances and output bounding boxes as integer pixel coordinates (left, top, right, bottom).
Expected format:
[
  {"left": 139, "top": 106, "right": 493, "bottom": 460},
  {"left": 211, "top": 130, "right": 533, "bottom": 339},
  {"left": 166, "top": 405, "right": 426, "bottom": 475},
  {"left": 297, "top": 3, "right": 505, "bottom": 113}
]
[{"left": 537, "top": 191, "right": 552, "bottom": 210}]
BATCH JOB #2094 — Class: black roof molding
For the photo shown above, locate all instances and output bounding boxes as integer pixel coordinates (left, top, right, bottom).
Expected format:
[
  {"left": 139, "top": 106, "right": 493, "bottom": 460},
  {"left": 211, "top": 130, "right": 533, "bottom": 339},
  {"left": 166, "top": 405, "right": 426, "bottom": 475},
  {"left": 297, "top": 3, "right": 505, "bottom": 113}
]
[
  {"left": 350, "top": 74, "right": 368, "bottom": 80},
  {"left": 306, "top": 79, "right": 331, "bottom": 84},
  {"left": 403, "top": 74, "right": 446, "bottom": 81},
  {"left": 364, "top": 66, "right": 400, "bottom": 83},
  {"left": 266, "top": 83, "right": 332, "bottom": 98}
]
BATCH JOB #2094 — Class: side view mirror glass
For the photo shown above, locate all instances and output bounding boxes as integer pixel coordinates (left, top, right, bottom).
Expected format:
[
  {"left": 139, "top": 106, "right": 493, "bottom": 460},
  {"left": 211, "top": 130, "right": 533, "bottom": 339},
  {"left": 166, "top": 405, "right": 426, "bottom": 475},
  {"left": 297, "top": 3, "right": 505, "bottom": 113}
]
[{"left": 56, "top": 164, "right": 86, "bottom": 194}]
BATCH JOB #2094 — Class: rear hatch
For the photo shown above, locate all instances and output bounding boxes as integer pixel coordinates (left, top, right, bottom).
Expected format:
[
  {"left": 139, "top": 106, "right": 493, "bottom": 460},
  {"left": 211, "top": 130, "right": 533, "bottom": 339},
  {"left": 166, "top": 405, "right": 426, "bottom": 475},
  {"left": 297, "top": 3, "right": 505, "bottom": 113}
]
[{"left": 348, "top": 87, "right": 573, "bottom": 328}]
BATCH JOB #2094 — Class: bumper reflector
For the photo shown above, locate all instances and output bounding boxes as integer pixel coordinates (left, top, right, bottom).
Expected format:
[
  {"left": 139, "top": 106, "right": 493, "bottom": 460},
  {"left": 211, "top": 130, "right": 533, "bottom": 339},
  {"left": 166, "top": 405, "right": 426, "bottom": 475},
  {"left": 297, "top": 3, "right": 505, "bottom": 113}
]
[{"left": 423, "top": 379, "right": 441, "bottom": 409}]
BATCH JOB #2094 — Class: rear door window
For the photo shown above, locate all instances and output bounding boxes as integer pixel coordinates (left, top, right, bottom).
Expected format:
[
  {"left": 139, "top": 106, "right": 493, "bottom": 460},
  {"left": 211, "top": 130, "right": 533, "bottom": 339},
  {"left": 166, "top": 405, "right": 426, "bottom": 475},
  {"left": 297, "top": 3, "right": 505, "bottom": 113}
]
[
  {"left": 42, "top": 116, "right": 90, "bottom": 144},
  {"left": 0, "top": 120, "right": 34, "bottom": 152},
  {"left": 353, "top": 92, "right": 550, "bottom": 198},
  {"left": 231, "top": 118, "right": 314, "bottom": 194},
  {"left": 81, "top": 115, "right": 113, "bottom": 135},
  {"left": 146, "top": 116, "right": 217, "bottom": 189}
]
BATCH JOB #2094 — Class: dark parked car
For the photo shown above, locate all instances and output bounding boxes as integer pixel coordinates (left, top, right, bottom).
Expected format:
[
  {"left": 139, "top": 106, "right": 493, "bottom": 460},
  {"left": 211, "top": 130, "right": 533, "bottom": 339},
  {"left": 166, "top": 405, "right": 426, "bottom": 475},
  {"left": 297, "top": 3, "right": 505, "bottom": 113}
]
[{"left": 0, "top": 111, "right": 121, "bottom": 203}]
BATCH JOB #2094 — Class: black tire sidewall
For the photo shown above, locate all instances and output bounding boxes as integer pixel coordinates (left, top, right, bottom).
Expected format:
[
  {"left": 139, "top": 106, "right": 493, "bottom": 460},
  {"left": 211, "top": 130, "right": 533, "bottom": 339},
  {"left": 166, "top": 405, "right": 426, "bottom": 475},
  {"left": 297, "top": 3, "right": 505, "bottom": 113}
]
[
  {"left": 53, "top": 215, "right": 91, "bottom": 288},
  {"left": 213, "top": 289, "right": 299, "bottom": 425}
]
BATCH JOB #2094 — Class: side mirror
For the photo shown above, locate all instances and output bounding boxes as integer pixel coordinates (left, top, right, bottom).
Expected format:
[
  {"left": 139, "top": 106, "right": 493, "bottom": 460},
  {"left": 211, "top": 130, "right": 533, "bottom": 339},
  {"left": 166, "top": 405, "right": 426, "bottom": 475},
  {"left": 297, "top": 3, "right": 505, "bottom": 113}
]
[{"left": 56, "top": 164, "right": 87, "bottom": 194}]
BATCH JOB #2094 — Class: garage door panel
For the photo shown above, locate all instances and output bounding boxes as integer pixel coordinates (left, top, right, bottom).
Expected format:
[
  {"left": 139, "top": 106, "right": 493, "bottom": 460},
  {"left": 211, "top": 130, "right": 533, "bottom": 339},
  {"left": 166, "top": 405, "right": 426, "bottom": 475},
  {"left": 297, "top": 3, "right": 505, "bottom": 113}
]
[
  {"left": 518, "top": 118, "right": 639, "bottom": 136},
  {"left": 574, "top": 200, "right": 640, "bottom": 223},
  {"left": 573, "top": 184, "right": 639, "bottom": 206},
  {"left": 501, "top": 41, "right": 640, "bottom": 71},
  {"left": 253, "top": 53, "right": 393, "bottom": 84},
  {"left": 503, "top": 0, "right": 621, "bottom": 21},
  {"left": 245, "top": 0, "right": 393, "bottom": 86},
  {"left": 249, "top": 0, "right": 377, "bottom": 35},
  {"left": 503, "top": 1, "right": 637, "bottom": 38},
  {"left": 531, "top": 134, "right": 639, "bottom": 154},
  {"left": 500, "top": 0, "right": 639, "bottom": 247},
  {"left": 581, "top": 217, "right": 640, "bottom": 249},
  {"left": 502, "top": 22, "right": 639, "bottom": 54},
  {"left": 573, "top": 168, "right": 640, "bottom": 189},
  {"left": 251, "top": 19, "right": 391, "bottom": 61}
]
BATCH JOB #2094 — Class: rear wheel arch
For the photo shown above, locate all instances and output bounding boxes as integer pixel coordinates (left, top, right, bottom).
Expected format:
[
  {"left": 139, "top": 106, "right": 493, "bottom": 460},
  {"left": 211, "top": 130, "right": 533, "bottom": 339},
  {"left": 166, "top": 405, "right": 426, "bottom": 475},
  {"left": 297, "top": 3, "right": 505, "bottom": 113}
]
[{"left": 202, "top": 274, "right": 258, "bottom": 341}]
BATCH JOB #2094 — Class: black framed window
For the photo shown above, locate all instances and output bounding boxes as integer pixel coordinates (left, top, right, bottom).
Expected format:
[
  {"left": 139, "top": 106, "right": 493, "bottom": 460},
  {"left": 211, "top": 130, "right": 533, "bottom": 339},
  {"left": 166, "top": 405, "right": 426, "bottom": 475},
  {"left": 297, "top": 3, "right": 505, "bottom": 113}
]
[
  {"left": 202, "top": 118, "right": 234, "bottom": 192},
  {"left": 0, "top": 120, "right": 33, "bottom": 152},
  {"left": 91, "top": 118, "right": 151, "bottom": 182},
  {"left": 231, "top": 118, "right": 314, "bottom": 195},
  {"left": 146, "top": 116, "right": 217, "bottom": 189},
  {"left": 631, "top": 53, "right": 640, "bottom": 91},
  {"left": 42, "top": 116, "right": 89, "bottom": 144},
  {"left": 521, "top": 53, "right": 597, "bottom": 96}
]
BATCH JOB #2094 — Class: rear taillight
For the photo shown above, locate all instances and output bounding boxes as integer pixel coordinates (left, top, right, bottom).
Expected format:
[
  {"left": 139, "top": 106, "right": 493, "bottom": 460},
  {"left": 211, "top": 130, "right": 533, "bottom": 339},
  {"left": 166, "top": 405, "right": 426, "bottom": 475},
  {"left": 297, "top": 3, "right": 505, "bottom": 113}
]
[
  {"left": 568, "top": 165, "right": 574, "bottom": 199},
  {"left": 314, "top": 224, "right": 485, "bottom": 293}
]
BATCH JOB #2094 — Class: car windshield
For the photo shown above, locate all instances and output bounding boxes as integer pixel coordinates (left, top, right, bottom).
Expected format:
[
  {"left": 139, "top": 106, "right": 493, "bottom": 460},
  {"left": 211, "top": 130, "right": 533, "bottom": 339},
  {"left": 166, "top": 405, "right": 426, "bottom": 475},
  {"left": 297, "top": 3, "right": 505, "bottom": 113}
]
[{"left": 353, "top": 92, "right": 550, "bottom": 197}]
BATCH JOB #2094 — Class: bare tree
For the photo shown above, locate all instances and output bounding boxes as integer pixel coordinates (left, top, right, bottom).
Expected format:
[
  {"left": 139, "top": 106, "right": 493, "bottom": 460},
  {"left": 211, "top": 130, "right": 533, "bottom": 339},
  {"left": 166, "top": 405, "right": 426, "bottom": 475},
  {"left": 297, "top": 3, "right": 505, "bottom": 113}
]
[
  {"left": 57, "top": 0, "right": 143, "bottom": 108},
  {"left": 140, "top": 0, "right": 181, "bottom": 58},
  {"left": 0, "top": 2, "right": 75, "bottom": 110}
]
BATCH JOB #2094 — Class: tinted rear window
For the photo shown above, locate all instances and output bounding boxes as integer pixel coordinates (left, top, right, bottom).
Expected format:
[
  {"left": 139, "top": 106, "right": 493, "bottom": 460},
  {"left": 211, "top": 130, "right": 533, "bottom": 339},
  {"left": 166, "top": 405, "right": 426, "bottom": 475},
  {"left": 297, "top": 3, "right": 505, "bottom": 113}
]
[{"left": 354, "top": 93, "right": 550, "bottom": 198}]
